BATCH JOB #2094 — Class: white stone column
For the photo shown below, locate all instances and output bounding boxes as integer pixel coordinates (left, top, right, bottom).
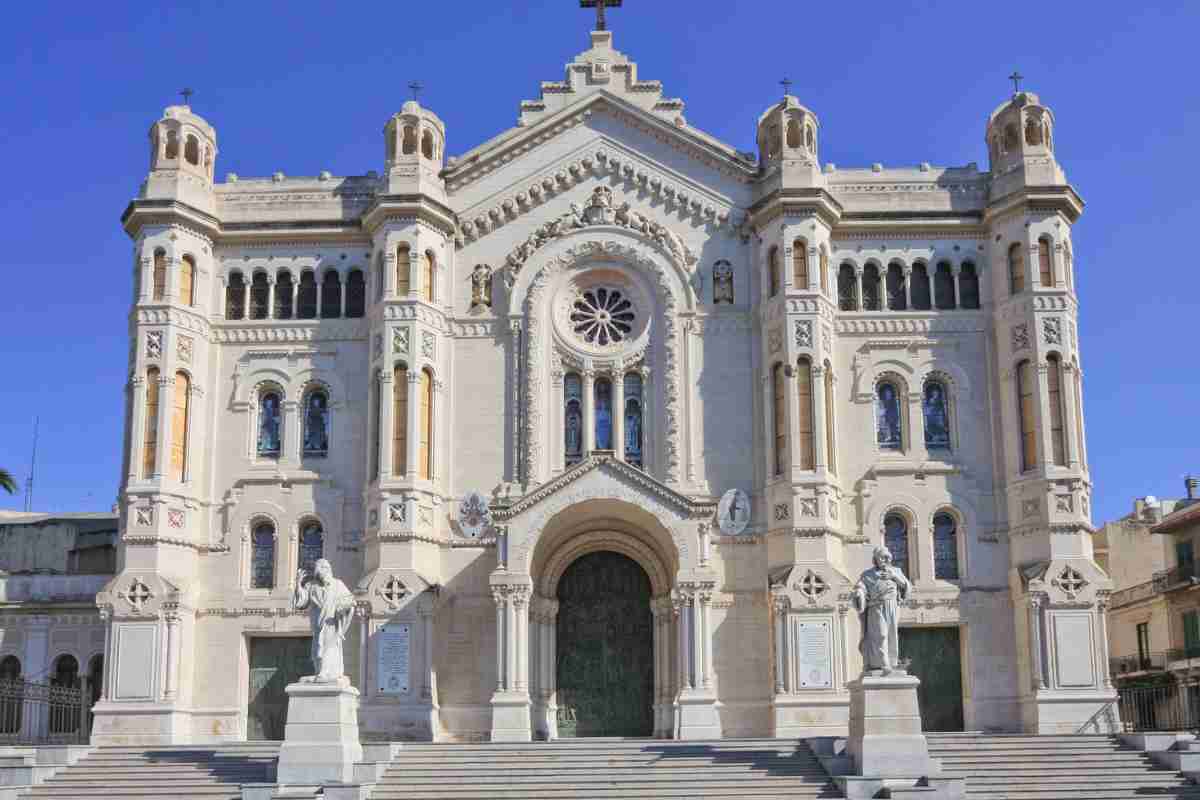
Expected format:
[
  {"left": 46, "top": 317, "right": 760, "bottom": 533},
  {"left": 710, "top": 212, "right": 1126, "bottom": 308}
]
[
  {"left": 290, "top": 277, "right": 298, "bottom": 317},
  {"left": 951, "top": 263, "right": 962, "bottom": 309},
  {"left": 699, "top": 591, "right": 714, "bottom": 690},
  {"left": 613, "top": 370, "right": 625, "bottom": 461},
  {"left": 384, "top": 253, "right": 396, "bottom": 297},
  {"left": 640, "top": 367, "right": 653, "bottom": 474},
  {"left": 1028, "top": 594, "right": 1046, "bottom": 691},
  {"left": 138, "top": 256, "right": 153, "bottom": 303},
  {"left": 152, "top": 374, "right": 172, "bottom": 479},
  {"left": 514, "top": 591, "right": 528, "bottom": 692},
  {"left": 339, "top": 276, "right": 348, "bottom": 318},
  {"left": 1097, "top": 595, "right": 1113, "bottom": 690},
  {"left": 281, "top": 399, "right": 299, "bottom": 466},
  {"left": 163, "top": 609, "right": 180, "bottom": 699},
  {"left": 582, "top": 370, "right": 596, "bottom": 454},
  {"left": 774, "top": 597, "right": 789, "bottom": 694},
  {"left": 242, "top": 280, "right": 251, "bottom": 319},
  {"left": 784, "top": 364, "right": 800, "bottom": 476},
  {"left": 493, "top": 589, "right": 507, "bottom": 692},
  {"left": 406, "top": 370, "right": 421, "bottom": 480},
  {"left": 854, "top": 266, "right": 864, "bottom": 311},
  {"left": 505, "top": 592, "right": 517, "bottom": 692},
  {"left": 267, "top": 277, "right": 276, "bottom": 319},
  {"left": 358, "top": 607, "right": 370, "bottom": 692},
  {"left": 1033, "top": 361, "right": 1053, "bottom": 470},
  {"left": 315, "top": 277, "right": 324, "bottom": 318},
  {"left": 812, "top": 365, "right": 828, "bottom": 472},
  {"left": 675, "top": 595, "right": 692, "bottom": 690},
  {"left": 378, "top": 371, "right": 394, "bottom": 479},
  {"left": 902, "top": 265, "right": 913, "bottom": 309}
]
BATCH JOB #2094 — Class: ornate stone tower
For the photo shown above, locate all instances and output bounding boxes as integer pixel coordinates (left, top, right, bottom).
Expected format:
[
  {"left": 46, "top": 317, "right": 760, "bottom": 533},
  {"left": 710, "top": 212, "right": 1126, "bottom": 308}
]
[
  {"left": 985, "top": 88, "right": 1108, "bottom": 731},
  {"left": 94, "top": 100, "right": 220, "bottom": 741},
  {"left": 750, "top": 94, "right": 851, "bottom": 737},
  {"left": 358, "top": 97, "right": 455, "bottom": 739}
]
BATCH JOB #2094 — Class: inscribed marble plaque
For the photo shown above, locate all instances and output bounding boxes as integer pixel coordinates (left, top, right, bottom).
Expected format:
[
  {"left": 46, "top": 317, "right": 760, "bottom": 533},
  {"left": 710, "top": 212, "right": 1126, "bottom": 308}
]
[
  {"left": 377, "top": 623, "right": 411, "bottom": 695},
  {"left": 796, "top": 619, "right": 832, "bottom": 688},
  {"left": 1052, "top": 613, "right": 1095, "bottom": 688}
]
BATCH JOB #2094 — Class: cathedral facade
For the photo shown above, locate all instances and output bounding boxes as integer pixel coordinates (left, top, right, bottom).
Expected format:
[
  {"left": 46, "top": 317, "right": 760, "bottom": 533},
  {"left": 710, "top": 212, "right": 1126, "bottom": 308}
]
[{"left": 91, "top": 29, "right": 1114, "bottom": 745}]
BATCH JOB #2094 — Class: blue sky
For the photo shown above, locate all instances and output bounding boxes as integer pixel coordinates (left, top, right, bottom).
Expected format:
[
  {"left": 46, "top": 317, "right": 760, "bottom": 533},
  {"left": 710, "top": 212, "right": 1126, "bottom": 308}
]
[{"left": 0, "top": 1, "right": 1196, "bottom": 524}]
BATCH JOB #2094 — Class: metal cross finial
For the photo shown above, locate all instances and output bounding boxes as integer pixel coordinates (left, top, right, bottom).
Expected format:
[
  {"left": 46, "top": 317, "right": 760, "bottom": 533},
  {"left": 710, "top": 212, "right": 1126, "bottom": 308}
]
[
  {"left": 1008, "top": 71, "right": 1024, "bottom": 94},
  {"left": 581, "top": 0, "right": 623, "bottom": 32},
  {"left": 781, "top": 77, "right": 793, "bottom": 97},
  {"left": 408, "top": 81, "right": 423, "bottom": 102},
  {"left": 180, "top": 87, "right": 194, "bottom": 105}
]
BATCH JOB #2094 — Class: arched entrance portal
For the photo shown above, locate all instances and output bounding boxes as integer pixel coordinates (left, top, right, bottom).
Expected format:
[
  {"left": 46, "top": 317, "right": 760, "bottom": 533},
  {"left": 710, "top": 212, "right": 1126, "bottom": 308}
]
[{"left": 555, "top": 551, "right": 654, "bottom": 737}]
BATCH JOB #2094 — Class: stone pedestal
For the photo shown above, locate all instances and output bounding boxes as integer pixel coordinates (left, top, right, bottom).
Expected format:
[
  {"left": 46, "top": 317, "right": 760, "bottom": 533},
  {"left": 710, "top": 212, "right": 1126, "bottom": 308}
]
[
  {"left": 835, "top": 672, "right": 965, "bottom": 800},
  {"left": 276, "top": 678, "right": 364, "bottom": 787},
  {"left": 489, "top": 691, "right": 532, "bottom": 742},
  {"left": 675, "top": 690, "right": 721, "bottom": 740}
]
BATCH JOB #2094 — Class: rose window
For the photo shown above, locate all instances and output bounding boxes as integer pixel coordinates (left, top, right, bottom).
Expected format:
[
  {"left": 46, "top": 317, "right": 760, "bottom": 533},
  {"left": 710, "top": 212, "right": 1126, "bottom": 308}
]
[{"left": 570, "top": 287, "right": 635, "bottom": 347}]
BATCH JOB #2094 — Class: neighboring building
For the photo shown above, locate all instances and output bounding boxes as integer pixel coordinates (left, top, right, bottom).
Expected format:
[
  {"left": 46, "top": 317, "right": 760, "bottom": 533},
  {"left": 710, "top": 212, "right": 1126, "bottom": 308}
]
[
  {"left": 18, "top": 24, "right": 1107, "bottom": 745},
  {"left": 1103, "top": 478, "right": 1200, "bottom": 688}
]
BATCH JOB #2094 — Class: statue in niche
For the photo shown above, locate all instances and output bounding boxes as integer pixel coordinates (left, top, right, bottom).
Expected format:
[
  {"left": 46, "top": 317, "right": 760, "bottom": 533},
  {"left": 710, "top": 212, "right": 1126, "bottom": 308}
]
[
  {"left": 257, "top": 393, "right": 281, "bottom": 456},
  {"left": 624, "top": 399, "right": 642, "bottom": 462},
  {"left": 595, "top": 381, "right": 613, "bottom": 450},
  {"left": 470, "top": 264, "right": 493, "bottom": 310},
  {"left": 851, "top": 546, "right": 911, "bottom": 675},
  {"left": 713, "top": 260, "right": 734, "bottom": 305},
  {"left": 303, "top": 393, "right": 328, "bottom": 455},
  {"left": 293, "top": 558, "right": 355, "bottom": 683}
]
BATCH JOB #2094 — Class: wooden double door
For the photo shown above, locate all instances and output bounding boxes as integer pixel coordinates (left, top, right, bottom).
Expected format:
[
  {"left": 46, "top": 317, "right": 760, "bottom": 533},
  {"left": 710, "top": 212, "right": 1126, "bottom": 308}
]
[
  {"left": 247, "top": 637, "right": 312, "bottom": 741},
  {"left": 899, "top": 626, "right": 965, "bottom": 732}
]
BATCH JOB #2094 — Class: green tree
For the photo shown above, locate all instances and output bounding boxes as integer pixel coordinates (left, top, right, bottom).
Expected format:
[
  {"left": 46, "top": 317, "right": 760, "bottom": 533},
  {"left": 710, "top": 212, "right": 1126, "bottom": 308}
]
[{"left": 0, "top": 469, "right": 16, "bottom": 495}]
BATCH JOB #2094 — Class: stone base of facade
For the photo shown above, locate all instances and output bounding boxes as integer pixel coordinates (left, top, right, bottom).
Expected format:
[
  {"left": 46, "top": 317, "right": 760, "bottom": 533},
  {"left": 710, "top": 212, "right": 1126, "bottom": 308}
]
[
  {"left": 276, "top": 679, "right": 363, "bottom": 786},
  {"left": 89, "top": 702, "right": 193, "bottom": 746},
  {"left": 1020, "top": 689, "right": 1121, "bottom": 733},
  {"left": 770, "top": 693, "right": 850, "bottom": 738},
  {"left": 532, "top": 696, "right": 557, "bottom": 740},
  {"left": 675, "top": 690, "right": 720, "bottom": 739},
  {"left": 490, "top": 691, "right": 532, "bottom": 742},
  {"left": 653, "top": 701, "right": 673, "bottom": 738},
  {"left": 360, "top": 700, "right": 440, "bottom": 742}
]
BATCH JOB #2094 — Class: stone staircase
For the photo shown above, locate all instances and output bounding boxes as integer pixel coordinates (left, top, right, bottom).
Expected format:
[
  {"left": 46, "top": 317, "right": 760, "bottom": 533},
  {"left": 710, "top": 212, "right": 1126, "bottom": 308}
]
[
  {"left": 14, "top": 742, "right": 279, "bottom": 800},
  {"left": 369, "top": 738, "right": 839, "bottom": 800},
  {"left": 926, "top": 733, "right": 1200, "bottom": 800}
]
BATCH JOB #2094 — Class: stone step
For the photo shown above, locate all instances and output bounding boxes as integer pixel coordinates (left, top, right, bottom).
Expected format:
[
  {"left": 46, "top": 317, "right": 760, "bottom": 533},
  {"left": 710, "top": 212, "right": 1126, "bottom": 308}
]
[{"left": 383, "top": 765, "right": 826, "bottom": 777}]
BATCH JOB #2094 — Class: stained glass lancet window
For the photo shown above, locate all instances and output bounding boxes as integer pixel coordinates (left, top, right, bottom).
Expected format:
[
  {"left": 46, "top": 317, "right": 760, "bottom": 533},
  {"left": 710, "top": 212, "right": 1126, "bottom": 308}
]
[
  {"left": 883, "top": 513, "right": 910, "bottom": 578},
  {"left": 257, "top": 391, "right": 282, "bottom": 458},
  {"left": 303, "top": 390, "right": 329, "bottom": 457},
  {"left": 933, "top": 512, "right": 960, "bottom": 580},
  {"left": 876, "top": 382, "right": 902, "bottom": 450},
  {"left": 251, "top": 522, "right": 275, "bottom": 589},
  {"left": 299, "top": 522, "right": 324, "bottom": 572},
  {"left": 923, "top": 380, "right": 951, "bottom": 451},
  {"left": 595, "top": 377, "right": 613, "bottom": 450},
  {"left": 564, "top": 374, "right": 583, "bottom": 465},
  {"left": 623, "top": 373, "right": 643, "bottom": 468}
]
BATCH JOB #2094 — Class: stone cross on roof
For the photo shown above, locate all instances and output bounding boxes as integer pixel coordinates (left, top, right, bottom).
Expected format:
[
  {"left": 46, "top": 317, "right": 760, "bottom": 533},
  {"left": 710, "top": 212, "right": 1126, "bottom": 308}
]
[
  {"left": 581, "top": 0, "right": 622, "bottom": 31},
  {"left": 408, "top": 81, "right": 423, "bottom": 102},
  {"left": 180, "top": 87, "right": 194, "bottom": 105},
  {"left": 1008, "top": 71, "right": 1024, "bottom": 94}
]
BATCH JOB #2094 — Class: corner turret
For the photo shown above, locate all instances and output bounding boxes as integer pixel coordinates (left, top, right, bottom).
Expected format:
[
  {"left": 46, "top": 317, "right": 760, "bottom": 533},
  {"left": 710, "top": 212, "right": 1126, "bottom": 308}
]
[
  {"left": 986, "top": 90, "right": 1065, "bottom": 198},
  {"left": 384, "top": 99, "right": 446, "bottom": 201},
  {"left": 756, "top": 95, "right": 823, "bottom": 188},
  {"left": 141, "top": 103, "right": 217, "bottom": 216}
]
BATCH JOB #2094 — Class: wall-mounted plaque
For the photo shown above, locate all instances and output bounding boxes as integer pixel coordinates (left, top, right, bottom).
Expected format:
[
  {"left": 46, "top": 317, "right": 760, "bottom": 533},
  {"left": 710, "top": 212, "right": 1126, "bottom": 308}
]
[
  {"left": 376, "top": 622, "right": 411, "bottom": 695},
  {"left": 796, "top": 619, "right": 832, "bottom": 689},
  {"left": 717, "top": 488, "right": 751, "bottom": 536}
]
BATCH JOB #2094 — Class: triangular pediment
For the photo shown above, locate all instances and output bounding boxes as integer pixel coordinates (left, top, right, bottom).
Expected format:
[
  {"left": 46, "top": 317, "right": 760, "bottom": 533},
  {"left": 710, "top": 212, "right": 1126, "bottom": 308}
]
[{"left": 493, "top": 455, "right": 714, "bottom": 525}]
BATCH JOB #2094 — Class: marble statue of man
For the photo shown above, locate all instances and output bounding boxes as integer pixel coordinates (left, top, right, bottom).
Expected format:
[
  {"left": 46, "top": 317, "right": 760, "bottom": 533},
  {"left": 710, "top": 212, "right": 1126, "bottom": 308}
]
[
  {"left": 293, "top": 558, "right": 355, "bottom": 682},
  {"left": 851, "top": 546, "right": 911, "bottom": 674}
]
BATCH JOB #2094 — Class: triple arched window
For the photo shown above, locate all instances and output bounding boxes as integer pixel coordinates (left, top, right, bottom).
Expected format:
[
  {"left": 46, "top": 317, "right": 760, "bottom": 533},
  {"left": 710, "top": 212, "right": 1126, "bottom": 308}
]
[
  {"left": 224, "top": 268, "right": 366, "bottom": 320},
  {"left": 837, "top": 261, "right": 979, "bottom": 311},
  {"left": 562, "top": 371, "right": 646, "bottom": 470}
]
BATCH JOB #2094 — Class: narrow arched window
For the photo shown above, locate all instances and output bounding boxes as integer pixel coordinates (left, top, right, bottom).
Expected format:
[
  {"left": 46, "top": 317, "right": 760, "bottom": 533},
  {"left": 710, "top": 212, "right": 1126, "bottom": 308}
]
[
  {"left": 1047, "top": 355, "right": 1068, "bottom": 466},
  {"left": 768, "top": 246, "right": 780, "bottom": 297},
  {"left": 152, "top": 250, "right": 167, "bottom": 301},
  {"left": 179, "top": 255, "right": 196, "bottom": 306},
  {"left": 402, "top": 126, "right": 417, "bottom": 155},
  {"left": 1025, "top": 118, "right": 1043, "bottom": 146},
  {"left": 1016, "top": 360, "right": 1037, "bottom": 471},
  {"left": 419, "top": 369, "right": 433, "bottom": 479},
  {"left": 225, "top": 272, "right": 246, "bottom": 319},
  {"left": 299, "top": 521, "right": 324, "bottom": 572},
  {"left": 793, "top": 239, "right": 809, "bottom": 289},
  {"left": 876, "top": 381, "right": 902, "bottom": 450},
  {"left": 786, "top": 119, "right": 801, "bottom": 149},
  {"left": 184, "top": 135, "right": 200, "bottom": 166},
  {"left": 797, "top": 358, "right": 815, "bottom": 470},
  {"left": 883, "top": 513, "right": 911, "bottom": 578},
  {"left": 396, "top": 245, "right": 411, "bottom": 297},
  {"left": 320, "top": 271, "right": 341, "bottom": 318},
  {"left": 421, "top": 130, "right": 434, "bottom": 159},
  {"left": 171, "top": 371, "right": 190, "bottom": 481},
  {"left": 1038, "top": 238, "right": 1054, "bottom": 287},
  {"left": 1004, "top": 124, "right": 1019, "bottom": 152},
  {"left": 862, "top": 264, "right": 881, "bottom": 311},
  {"left": 934, "top": 262, "right": 956, "bottom": 309},
  {"left": 422, "top": 251, "right": 436, "bottom": 303},
  {"left": 345, "top": 269, "right": 366, "bottom": 318},
  {"left": 257, "top": 391, "right": 282, "bottom": 458},
  {"left": 623, "top": 373, "right": 643, "bottom": 468},
  {"left": 773, "top": 363, "right": 787, "bottom": 475},
  {"left": 886, "top": 263, "right": 906, "bottom": 310},
  {"left": 297, "top": 272, "right": 317, "bottom": 318},
  {"left": 393, "top": 364, "right": 408, "bottom": 476},
  {"left": 923, "top": 380, "right": 951, "bottom": 451},
  {"left": 275, "top": 271, "right": 294, "bottom": 319},
  {"left": 959, "top": 263, "right": 980, "bottom": 309},
  {"left": 303, "top": 390, "right": 329, "bottom": 458},
  {"left": 250, "top": 273, "right": 270, "bottom": 319},
  {"left": 0, "top": 655, "right": 22, "bottom": 734},
  {"left": 819, "top": 249, "right": 829, "bottom": 295},
  {"left": 1008, "top": 244, "right": 1025, "bottom": 295},
  {"left": 165, "top": 130, "right": 179, "bottom": 160},
  {"left": 911, "top": 263, "right": 931, "bottom": 310},
  {"left": 143, "top": 367, "right": 160, "bottom": 478},
  {"left": 837, "top": 264, "right": 857, "bottom": 311},
  {"left": 595, "top": 377, "right": 613, "bottom": 450},
  {"left": 824, "top": 362, "right": 836, "bottom": 474},
  {"left": 933, "top": 512, "right": 960, "bottom": 580},
  {"left": 564, "top": 373, "right": 583, "bottom": 466},
  {"left": 250, "top": 522, "right": 276, "bottom": 589}
]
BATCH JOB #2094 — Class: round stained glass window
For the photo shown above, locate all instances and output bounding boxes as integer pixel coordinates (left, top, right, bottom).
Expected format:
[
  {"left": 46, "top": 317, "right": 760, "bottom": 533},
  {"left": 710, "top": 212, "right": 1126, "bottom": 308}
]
[{"left": 570, "top": 287, "right": 635, "bottom": 347}]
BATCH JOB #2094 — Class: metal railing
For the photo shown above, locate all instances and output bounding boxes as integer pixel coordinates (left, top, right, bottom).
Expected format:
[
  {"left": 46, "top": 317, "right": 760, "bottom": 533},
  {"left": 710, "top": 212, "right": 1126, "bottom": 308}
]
[
  {"left": 0, "top": 677, "right": 93, "bottom": 745},
  {"left": 1118, "top": 684, "right": 1200, "bottom": 732},
  {"left": 1111, "top": 651, "right": 1169, "bottom": 675},
  {"left": 1110, "top": 563, "right": 1200, "bottom": 608}
]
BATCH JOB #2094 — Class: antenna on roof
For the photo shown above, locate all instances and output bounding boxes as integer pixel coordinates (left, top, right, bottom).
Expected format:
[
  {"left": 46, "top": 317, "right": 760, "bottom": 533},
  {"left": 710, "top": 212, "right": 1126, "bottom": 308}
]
[{"left": 23, "top": 417, "right": 38, "bottom": 513}]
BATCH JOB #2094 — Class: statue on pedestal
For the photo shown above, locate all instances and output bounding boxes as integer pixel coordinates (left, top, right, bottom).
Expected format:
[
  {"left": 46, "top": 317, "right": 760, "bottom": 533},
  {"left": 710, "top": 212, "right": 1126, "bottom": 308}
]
[
  {"left": 293, "top": 558, "right": 355, "bottom": 682},
  {"left": 851, "top": 546, "right": 911, "bottom": 675}
]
